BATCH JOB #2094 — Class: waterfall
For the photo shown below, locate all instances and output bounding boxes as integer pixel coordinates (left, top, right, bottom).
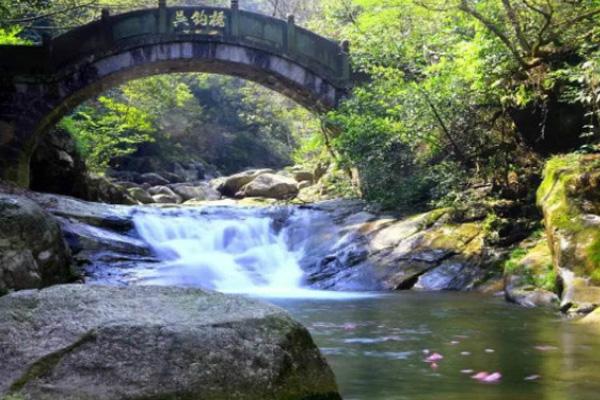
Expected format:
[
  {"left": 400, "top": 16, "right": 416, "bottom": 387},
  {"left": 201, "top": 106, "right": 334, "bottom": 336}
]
[{"left": 131, "top": 206, "right": 334, "bottom": 298}]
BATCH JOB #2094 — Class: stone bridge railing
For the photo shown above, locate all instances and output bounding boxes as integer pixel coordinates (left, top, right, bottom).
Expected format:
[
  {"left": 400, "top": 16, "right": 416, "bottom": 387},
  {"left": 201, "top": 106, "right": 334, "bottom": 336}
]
[{"left": 0, "top": 1, "right": 351, "bottom": 90}]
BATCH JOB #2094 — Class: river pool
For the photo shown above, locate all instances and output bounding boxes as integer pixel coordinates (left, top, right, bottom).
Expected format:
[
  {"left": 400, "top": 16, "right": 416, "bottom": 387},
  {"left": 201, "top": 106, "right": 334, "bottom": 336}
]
[{"left": 270, "top": 292, "right": 600, "bottom": 400}]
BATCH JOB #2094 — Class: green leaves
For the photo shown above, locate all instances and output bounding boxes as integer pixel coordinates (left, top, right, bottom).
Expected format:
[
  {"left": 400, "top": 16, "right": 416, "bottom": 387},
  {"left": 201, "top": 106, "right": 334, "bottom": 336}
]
[{"left": 60, "top": 96, "right": 155, "bottom": 173}]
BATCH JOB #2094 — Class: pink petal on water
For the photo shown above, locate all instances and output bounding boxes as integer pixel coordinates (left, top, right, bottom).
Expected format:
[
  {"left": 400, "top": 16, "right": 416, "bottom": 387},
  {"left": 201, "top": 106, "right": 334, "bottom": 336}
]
[
  {"left": 483, "top": 372, "right": 502, "bottom": 383},
  {"left": 343, "top": 323, "right": 357, "bottom": 331},
  {"left": 425, "top": 353, "right": 444, "bottom": 362},
  {"left": 430, "top": 362, "right": 439, "bottom": 370},
  {"left": 472, "top": 372, "right": 489, "bottom": 381}
]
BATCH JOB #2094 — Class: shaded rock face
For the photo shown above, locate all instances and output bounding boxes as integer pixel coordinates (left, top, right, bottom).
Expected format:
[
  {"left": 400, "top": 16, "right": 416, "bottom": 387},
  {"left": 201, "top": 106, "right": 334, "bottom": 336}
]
[
  {"left": 238, "top": 173, "right": 300, "bottom": 200},
  {"left": 30, "top": 129, "right": 89, "bottom": 199},
  {"left": 537, "top": 154, "right": 600, "bottom": 314},
  {"left": 0, "top": 285, "right": 341, "bottom": 400},
  {"left": 0, "top": 194, "right": 72, "bottom": 293}
]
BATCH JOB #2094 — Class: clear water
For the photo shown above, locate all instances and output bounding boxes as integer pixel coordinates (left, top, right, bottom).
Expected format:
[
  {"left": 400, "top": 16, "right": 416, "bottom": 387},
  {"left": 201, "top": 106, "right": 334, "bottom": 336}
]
[
  {"left": 98, "top": 205, "right": 600, "bottom": 399},
  {"left": 271, "top": 293, "right": 600, "bottom": 400}
]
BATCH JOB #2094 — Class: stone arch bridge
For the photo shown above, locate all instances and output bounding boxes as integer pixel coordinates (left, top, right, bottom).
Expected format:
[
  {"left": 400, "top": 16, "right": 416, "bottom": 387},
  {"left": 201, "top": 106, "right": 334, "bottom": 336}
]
[{"left": 0, "top": 0, "right": 352, "bottom": 186}]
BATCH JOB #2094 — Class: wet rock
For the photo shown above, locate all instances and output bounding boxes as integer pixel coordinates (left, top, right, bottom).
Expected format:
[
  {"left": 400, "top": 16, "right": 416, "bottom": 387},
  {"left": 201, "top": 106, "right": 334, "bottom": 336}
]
[
  {"left": 57, "top": 217, "right": 150, "bottom": 257},
  {"left": 505, "top": 280, "right": 560, "bottom": 308},
  {"left": 238, "top": 173, "right": 299, "bottom": 200},
  {"left": 560, "top": 270, "right": 600, "bottom": 314},
  {"left": 0, "top": 194, "right": 73, "bottom": 293},
  {"left": 414, "top": 258, "right": 487, "bottom": 291},
  {"left": 127, "top": 187, "right": 154, "bottom": 204},
  {"left": 170, "top": 183, "right": 221, "bottom": 202},
  {"left": 27, "top": 192, "right": 133, "bottom": 232},
  {"left": 217, "top": 169, "right": 274, "bottom": 197},
  {"left": 0, "top": 285, "right": 341, "bottom": 400}
]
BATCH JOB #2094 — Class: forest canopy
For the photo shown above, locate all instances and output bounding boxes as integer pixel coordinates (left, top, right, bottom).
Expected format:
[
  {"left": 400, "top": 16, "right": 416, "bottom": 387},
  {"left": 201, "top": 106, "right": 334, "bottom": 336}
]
[{"left": 1, "top": 0, "right": 598, "bottom": 209}]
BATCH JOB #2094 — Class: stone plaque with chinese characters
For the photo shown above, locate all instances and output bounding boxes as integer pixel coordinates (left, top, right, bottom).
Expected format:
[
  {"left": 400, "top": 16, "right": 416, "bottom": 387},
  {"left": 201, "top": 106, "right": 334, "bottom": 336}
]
[{"left": 171, "top": 9, "right": 226, "bottom": 35}]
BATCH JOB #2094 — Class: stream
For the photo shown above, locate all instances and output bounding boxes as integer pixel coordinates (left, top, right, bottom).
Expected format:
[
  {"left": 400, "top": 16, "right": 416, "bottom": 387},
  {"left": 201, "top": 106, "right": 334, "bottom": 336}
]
[{"left": 83, "top": 204, "right": 600, "bottom": 400}]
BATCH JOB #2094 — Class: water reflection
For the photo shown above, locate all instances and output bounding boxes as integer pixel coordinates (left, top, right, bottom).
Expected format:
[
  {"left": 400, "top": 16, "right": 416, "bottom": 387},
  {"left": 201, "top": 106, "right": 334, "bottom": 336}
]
[{"left": 270, "top": 292, "right": 600, "bottom": 400}]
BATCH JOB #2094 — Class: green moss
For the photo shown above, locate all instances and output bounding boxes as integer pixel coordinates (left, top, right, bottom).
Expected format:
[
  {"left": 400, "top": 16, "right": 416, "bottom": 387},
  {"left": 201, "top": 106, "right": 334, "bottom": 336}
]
[
  {"left": 538, "top": 154, "right": 600, "bottom": 281},
  {"left": 533, "top": 263, "right": 559, "bottom": 293},
  {"left": 504, "top": 234, "right": 559, "bottom": 293},
  {"left": 589, "top": 237, "right": 600, "bottom": 284},
  {"left": 504, "top": 248, "right": 528, "bottom": 274},
  {"left": 418, "top": 208, "right": 449, "bottom": 230}
]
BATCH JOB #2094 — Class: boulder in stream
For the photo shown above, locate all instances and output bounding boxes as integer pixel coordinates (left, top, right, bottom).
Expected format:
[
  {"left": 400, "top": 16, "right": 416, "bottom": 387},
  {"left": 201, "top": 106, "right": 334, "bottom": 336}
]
[
  {"left": 217, "top": 168, "right": 274, "bottom": 197},
  {"left": 0, "top": 285, "right": 341, "bottom": 400},
  {"left": 238, "top": 173, "right": 299, "bottom": 200}
]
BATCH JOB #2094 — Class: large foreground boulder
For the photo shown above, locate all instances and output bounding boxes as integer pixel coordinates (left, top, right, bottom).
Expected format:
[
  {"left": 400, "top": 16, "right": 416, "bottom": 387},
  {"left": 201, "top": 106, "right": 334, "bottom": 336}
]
[
  {"left": 238, "top": 173, "right": 299, "bottom": 200},
  {"left": 0, "top": 285, "right": 341, "bottom": 400},
  {"left": 0, "top": 195, "right": 72, "bottom": 294}
]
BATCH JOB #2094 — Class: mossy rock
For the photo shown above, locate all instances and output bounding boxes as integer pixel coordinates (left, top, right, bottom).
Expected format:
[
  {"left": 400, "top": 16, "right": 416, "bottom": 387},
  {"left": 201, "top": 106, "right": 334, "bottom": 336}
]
[
  {"left": 537, "top": 154, "right": 600, "bottom": 282},
  {"left": 503, "top": 233, "right": 560, "bottom": 308}
]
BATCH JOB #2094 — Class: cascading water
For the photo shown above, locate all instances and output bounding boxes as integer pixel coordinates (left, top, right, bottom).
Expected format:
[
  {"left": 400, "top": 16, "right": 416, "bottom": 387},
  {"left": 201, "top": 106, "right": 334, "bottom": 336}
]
[{"left": 130, "top": 206, "right": 336, "bottom": 298}]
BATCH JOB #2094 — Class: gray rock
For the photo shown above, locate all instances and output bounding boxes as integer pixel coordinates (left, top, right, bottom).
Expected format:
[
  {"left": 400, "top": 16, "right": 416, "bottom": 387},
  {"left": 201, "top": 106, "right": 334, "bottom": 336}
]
[
  {"left": 0, "top": 285, "right": 341, "bottom": 400},
  {"left": 148, "top": 186, "right": 182, "bottom": 203},
  {"left": 161, "top": 171, "right": 184, "bottom": 184},
  {"left": 26, "top": 192, "right": 133, "bottom": 232},
  {"left": 85, "top": 174, "right": 137, "bottom": 205},
  {"left": 238, "top": 173, "right": 299, "bottom": 200},
  {"left": 152, "top": 193, "right": 182, "bottom": 204},
  {"left": 138, "top": 172, "right": 170, "bottom": 186},
  {"left": 414, "top": 259, "right": 485, "bottom": 291},
  {"left": 218, "top": 169, "right": 274, "bottom": 197},
  {"left": 127, "top": 187, "right": 154, "bottom": 204},
  {"left": 170, "top": 183, "right": 221, "bottom": 202},
  {"left": 0, "top": 195, "right": 72, "bottom": 293}
]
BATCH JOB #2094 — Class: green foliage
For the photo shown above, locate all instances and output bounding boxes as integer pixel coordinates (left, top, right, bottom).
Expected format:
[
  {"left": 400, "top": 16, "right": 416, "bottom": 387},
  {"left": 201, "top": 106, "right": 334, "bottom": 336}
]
[
  {"left": 60, "top": 96, "right": 155, "bottom": 173},
  {"left": 316, "top": 0, "right": 600, "bottom": 210},
  {"left": 0, "top": 26, "right": 29, "bottom": 44},
  {"left": 58, "top": 73, "right": 323, "bottom": 175}
]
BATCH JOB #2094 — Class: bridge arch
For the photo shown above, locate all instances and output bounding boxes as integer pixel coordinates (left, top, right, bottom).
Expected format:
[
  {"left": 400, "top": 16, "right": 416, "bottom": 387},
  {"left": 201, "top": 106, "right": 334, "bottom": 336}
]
[{"left": 0, "top": 1, "right": 352, "bottom": 187}]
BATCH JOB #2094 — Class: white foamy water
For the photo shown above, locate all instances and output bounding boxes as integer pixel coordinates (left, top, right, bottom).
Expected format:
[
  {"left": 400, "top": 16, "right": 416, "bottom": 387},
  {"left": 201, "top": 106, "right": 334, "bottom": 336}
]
[{"left": 131, "top": 206, "right": 374, "bottom": 299}]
